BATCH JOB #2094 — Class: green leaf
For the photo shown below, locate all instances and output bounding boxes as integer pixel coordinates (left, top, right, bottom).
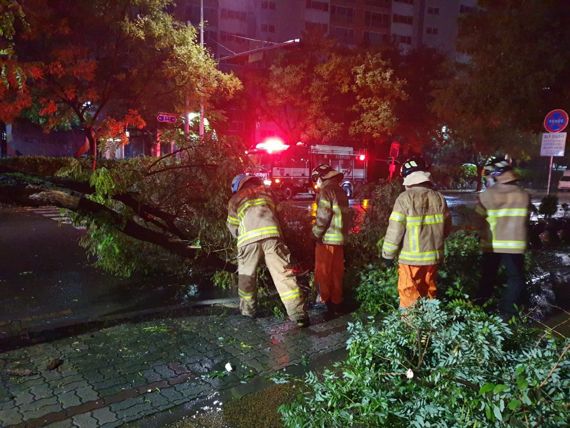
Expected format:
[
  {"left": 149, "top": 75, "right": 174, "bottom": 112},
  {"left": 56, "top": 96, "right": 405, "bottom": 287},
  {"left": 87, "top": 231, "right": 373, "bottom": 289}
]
[
  {"left": 480, "top": 383, "right": 495, "bottom": 395},
  {"left": 507, "top": 399, "right": 521, "bottom": 411},
  {"left": 493, "top": 384, "right": 508, "bottom": 394},
  {"left": 493, "top": 405, "right": 503, "bottom": 422}
]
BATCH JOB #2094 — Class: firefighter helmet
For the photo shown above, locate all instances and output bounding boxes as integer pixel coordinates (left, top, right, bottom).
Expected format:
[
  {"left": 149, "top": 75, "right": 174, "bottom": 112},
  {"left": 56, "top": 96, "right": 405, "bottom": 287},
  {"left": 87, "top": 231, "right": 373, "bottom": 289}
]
[
  {"left": 484, "top": 155, "right": 512, "bottom": 177},
  {"left": 311, "top": 164, "right": 343, "bottom": 183},
  {"left": 231, "top": 174, "right": 261, "bottom": 193},
  {"left": 400, "top": 157, "right": 428, "bottom": 178}
]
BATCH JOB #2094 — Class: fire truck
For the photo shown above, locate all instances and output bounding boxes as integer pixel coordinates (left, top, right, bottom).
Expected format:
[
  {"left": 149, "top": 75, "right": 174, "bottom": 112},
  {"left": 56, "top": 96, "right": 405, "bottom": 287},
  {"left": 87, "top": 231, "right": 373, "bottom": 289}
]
[{"left": 246, "top": 137, "right": 368, "bottom": 199}]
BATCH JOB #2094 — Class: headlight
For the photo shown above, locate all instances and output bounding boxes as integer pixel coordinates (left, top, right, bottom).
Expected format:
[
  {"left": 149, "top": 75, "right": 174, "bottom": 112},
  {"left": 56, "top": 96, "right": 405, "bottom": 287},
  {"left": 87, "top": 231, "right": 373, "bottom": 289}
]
[{"left": 263, "top": 179, "right": 272, "bottom": 186}]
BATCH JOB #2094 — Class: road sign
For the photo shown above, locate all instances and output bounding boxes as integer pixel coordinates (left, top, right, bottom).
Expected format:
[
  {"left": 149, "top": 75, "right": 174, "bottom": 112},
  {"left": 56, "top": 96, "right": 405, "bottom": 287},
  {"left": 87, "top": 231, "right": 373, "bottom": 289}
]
[
  {"left": 157, "top": 112, "right": 178, "bottom": 124},
  {"left": 540, "top": 132, "right": 567, "bottom": 157},
  {"left": 543, "top": 109, "right": 569, "bottom": 133},
  {"left": 389, "top": 141, "right": 400, "bottom": 158}
]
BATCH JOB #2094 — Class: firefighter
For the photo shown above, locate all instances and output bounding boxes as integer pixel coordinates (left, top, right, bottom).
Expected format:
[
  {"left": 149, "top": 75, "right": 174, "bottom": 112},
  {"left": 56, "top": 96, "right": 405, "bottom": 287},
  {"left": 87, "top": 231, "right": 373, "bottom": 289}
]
[
  {"left": 474, "top": 155, "right": 530, "bottom": 320},
  {"left": 311, "top": 164, "right": 350, "bottom": 316},
  {"left": 382, "top": 158, "right": 452, "bottom": 308},
  {"left": 227, "top": 174, "right": 309, "bottom": 327}
]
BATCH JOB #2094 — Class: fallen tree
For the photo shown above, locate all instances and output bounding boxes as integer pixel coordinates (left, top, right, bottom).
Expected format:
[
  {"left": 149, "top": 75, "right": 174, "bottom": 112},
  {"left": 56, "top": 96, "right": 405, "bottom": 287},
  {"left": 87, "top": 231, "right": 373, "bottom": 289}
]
[{"left": 0, "top": 139, "right": 244, "bottom": 276}]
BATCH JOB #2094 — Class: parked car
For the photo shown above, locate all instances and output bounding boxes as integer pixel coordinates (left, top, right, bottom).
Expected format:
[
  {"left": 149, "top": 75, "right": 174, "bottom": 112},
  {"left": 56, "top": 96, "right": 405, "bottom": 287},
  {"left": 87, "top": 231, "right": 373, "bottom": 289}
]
[{"left": 558, "top": 170, "right": 570, "bottom": 192}]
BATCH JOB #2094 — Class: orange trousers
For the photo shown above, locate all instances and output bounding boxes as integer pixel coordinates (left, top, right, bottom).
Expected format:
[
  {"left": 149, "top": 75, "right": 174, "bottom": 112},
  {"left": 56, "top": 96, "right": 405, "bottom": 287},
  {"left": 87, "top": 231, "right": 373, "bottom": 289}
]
[
  {"left": 398, "top": 264, "right": 438, "bottom": 308},
  {"left": 314, "top": 243, "right": 344, "bottom": 304}
]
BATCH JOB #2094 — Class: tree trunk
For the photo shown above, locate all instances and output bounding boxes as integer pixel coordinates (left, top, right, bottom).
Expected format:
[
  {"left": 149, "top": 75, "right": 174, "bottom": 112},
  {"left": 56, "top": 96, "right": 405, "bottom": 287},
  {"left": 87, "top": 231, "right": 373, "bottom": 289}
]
[
  {"left": 85, "top": 127, "right": 97, "bottom": 171},
  {"left": 476, "top": 165, "right": 484, "bottom": 192}
]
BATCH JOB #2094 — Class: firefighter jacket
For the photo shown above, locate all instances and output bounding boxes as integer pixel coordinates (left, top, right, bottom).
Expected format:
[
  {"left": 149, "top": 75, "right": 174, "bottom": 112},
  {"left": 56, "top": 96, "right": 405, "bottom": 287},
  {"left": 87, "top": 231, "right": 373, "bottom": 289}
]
[
  {"left": 382, "top": 186, "right": 451, "bottom": 265},
  {"left": 475, "top": 178, "right": 529, "bottom": 254},
  {"left": 227, "top": 185, "right": 282, "bottom": 248},
  {"left": 312, "top": 177, "right": 350, "bottom": 245}
]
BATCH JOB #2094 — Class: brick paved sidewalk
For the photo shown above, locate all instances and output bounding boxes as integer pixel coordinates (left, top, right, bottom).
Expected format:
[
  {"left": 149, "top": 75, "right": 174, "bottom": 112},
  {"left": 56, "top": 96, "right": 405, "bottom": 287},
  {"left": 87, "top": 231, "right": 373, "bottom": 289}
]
[{"left": 0, "top": 311, "right": 350, "bottom": 427}]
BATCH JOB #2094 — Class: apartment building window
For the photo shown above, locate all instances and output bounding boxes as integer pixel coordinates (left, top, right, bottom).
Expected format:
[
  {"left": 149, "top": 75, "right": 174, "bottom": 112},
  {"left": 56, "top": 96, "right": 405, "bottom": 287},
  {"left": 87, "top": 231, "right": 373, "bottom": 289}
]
[
  {"left": 393, "top": 14, "right": 413, "bottom": 25},
  {"left": 331, "top": 6, "right": 353, "bottom": 23},
  {"left": 261, "top": 23, "right": 276, "bottom": 33},
  {"left": 365, "top": 11, "right": 389, "bottom": 28},
  {"left": 261, "top": 1, "right": 276, "bottom": 10},
  {"left": 365, "top": 0, "right": 390, "bottom": 7},
  {"left": 427, "top": 6, "right": 440, "bottom": 15},
  {"left": 460, "top": 5, "right": 474, "bottom": 14},
  {"left": 330, "top": 26, "right": 354, "bottom": 43},
  {"left": 394, "top": 0, "right": 414, "bottom": 4},
  {"left": 393, "top": 34, "right": 412, "bottom": 44},
  {"left": 426, "top": 27, "right": 439, "bottom": 35},
  {"left": 221, "top": 9, "right": 247, "bottom": 21},
  {"left": 364, "top": 31, "right": 389, "bottom": 45},
  {"left": 306, "top": 0, "right": 329, "bottom": 11},
  {"left": 305, "top": 21, "right": 328, "bottom": 34}
]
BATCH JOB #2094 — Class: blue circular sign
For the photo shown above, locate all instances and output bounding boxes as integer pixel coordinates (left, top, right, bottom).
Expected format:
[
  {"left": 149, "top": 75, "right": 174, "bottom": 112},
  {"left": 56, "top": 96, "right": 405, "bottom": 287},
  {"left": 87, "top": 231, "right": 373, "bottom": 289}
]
[{"left": 543, "top": 109, "right": 569, "bottom": 133}]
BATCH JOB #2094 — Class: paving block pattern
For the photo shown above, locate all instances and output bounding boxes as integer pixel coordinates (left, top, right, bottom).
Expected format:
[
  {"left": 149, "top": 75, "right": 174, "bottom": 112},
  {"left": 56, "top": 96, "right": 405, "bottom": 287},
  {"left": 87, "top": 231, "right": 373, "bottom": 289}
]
[{"left": 0, "top": 311, "right": 350, "bottom": 427}]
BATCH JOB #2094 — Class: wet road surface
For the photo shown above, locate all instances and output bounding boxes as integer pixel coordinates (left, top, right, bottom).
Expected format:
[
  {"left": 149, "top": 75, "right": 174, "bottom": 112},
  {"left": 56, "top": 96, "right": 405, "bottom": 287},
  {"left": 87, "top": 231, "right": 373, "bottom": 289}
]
[{"left": 0, "top": 207, "right": 205, "bottom": 342}]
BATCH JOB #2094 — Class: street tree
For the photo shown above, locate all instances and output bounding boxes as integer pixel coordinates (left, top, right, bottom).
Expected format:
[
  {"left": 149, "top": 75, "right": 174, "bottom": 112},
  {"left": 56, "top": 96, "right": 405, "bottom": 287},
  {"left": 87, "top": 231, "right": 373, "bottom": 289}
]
[
  {"left": 3, "top": 0, "right": 240, "bottom": 166},
  {"left": 432, "top": 0, "right": 570, "bottom": 178},
  {"left": 245, "top": 35, "right": 407, "bottom": 148}
]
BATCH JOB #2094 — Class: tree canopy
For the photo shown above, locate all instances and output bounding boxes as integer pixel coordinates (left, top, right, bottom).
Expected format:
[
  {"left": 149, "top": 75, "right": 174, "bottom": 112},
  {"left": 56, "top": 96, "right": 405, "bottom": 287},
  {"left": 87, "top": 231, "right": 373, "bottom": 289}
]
[
  {"left": 244, "top": 35, "right": 407, "bottom": 148},
  {"left": 432, "top": 0, "right": 570, "bottom": 158},
  {"left": 1, "top": 0, "right": 241, "bottom": 159}
]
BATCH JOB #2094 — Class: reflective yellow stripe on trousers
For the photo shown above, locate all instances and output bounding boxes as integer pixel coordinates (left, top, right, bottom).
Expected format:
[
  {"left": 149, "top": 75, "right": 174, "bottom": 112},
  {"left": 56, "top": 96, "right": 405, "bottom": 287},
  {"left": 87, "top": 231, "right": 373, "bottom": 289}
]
[
  {"left": 237, "top": 226, "right": 280, "bottom": 246},
  {"left": 280, "top": 288, "right": 301, "bottom": 302}
]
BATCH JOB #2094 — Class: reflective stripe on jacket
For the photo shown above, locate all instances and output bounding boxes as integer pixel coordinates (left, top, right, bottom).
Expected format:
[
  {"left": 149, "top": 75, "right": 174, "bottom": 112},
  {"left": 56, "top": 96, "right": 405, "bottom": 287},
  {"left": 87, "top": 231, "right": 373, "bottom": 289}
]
[
  {"left": 312, "top": 178, "right": 350, "bottom": 245},
  {"left": 475, "top": 182, "right": 529, "bottom": 254},
  {"left": 227, "top": 186, "right": 282, "bottom": 247},
  {"left": 382, "top": 186, "right": 451, "bottom": 266}
]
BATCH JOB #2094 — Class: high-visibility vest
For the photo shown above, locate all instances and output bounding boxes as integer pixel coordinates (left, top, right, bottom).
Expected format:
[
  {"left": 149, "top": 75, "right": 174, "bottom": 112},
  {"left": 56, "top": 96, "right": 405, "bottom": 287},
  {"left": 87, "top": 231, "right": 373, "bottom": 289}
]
[
  {"left": 227, "top": 186, "right": 282, "bottom": 247},
  {"left": 475, "top": 182, "right": 529, "bottom": 254},
  {"left": 312, "top": 179, "right": 350, "bottom": 245},
  {"left": 382, "top": 186, "right": 451, "bottom": 265}
]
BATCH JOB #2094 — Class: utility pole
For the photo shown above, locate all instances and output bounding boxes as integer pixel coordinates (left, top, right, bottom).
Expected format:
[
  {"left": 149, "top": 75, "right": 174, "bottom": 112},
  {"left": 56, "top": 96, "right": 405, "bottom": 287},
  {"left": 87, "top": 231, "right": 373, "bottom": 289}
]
[{"left": 199, "top": 0, "right": 205, "bottom": 141}]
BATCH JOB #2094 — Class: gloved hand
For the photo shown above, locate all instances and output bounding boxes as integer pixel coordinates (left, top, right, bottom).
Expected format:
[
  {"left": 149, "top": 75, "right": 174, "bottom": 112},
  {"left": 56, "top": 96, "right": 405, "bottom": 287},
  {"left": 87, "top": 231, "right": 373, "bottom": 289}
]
[{"left": 382, "top": 258, "right": 395, "bottom": 268}]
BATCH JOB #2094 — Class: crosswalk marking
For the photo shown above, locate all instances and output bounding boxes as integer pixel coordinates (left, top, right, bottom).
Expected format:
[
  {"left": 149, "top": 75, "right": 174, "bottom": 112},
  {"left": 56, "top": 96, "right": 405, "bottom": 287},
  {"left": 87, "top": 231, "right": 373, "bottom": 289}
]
[{"left": 25, "top": 206, "right": 86, "bottom": 230}]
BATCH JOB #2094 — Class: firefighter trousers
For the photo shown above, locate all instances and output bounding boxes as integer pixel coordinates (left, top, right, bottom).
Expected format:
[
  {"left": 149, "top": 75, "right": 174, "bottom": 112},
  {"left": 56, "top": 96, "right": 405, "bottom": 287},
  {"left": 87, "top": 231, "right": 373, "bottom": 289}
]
[
  {"left": 237, "top": 238, "right": 307, "bottom": 321},
  {"left": 397, "top": 264, "right": 438, "bottom": 308},
  {"left": 476, "top": 253, "right": 525, "bottom": 319},
  {"left": 314, "top": 243, "right": 344, "bottom": 305}
]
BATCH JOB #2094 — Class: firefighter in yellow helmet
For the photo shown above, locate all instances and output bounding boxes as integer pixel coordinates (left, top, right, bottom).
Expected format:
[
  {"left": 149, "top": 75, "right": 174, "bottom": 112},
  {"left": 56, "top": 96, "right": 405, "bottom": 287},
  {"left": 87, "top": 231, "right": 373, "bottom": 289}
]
[
  {"left": 382, "top": 157, "right": 452, "bottom": 308},
  {"left": 474, "top": 155, "right": 530, "bottom": 320},
  {"left": 227, "top": 174, "right": 309, "bottom": 327},
  {"left": 311, "top": 164, "right": 350, "bottom": 316}
]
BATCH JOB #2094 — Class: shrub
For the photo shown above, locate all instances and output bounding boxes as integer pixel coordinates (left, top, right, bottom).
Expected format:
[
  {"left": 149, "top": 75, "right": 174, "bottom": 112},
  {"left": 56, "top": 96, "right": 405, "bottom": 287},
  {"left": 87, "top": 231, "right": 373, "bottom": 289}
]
[
  {"left": 346, "top": 180, "right": 404, "bottom": 267},
  {"left": 539, "top": 195, "right": 558, "bottom": 218},
  {"left": 438, "top": 230, "right": 482, "bottom": 300},
  {"left": 280, "top": 300, "right": 569, "bottom": 427},
  {"left": 354, "top": 265, "right": 398, "bottom": 316},
  {"left": 354, "top": 231, "right": 482, "bottom": 314},
  {"left": 0, "top": 156, "right": 81, "bottom": 176}
]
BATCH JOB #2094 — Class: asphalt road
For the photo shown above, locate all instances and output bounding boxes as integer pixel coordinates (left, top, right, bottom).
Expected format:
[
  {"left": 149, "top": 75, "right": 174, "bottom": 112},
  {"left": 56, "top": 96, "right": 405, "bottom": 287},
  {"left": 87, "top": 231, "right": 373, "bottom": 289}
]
[{"left": 0, "top": 206, "right": 198, "bottom": 343}]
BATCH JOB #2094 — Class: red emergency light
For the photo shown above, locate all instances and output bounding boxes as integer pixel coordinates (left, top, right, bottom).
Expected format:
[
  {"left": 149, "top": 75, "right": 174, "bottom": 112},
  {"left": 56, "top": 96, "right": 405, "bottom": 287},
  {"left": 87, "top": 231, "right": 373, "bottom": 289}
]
[{"left": 256, "top": 137, "right": 289, "bottom": 154}]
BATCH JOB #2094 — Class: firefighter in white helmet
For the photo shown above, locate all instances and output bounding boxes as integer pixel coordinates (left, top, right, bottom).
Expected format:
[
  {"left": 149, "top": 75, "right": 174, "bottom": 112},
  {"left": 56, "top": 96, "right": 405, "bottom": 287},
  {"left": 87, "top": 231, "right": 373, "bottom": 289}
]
[{"left": 382, "top": 157, "right": 452, "bottom": 308}]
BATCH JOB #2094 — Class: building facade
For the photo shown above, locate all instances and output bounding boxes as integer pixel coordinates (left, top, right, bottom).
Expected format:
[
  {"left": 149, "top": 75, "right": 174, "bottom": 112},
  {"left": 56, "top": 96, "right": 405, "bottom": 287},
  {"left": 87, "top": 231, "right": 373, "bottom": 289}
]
[{"left": 175, "top": 0, "right": 478, "bottom": 58}]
